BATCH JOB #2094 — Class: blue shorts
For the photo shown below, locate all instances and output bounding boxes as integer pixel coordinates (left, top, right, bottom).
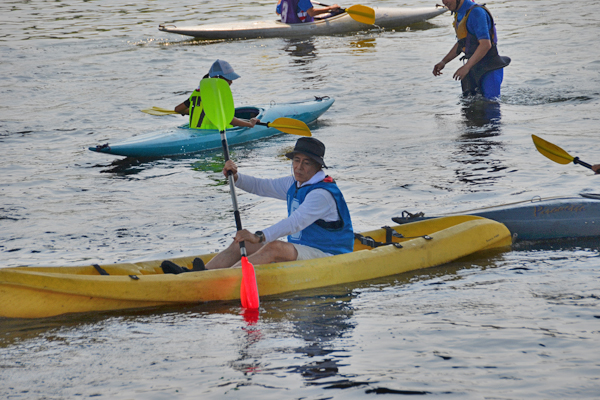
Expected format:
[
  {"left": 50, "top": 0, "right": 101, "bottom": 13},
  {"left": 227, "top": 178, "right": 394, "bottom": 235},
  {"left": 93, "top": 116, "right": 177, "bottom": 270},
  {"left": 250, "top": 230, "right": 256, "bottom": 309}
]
[{"left": 480, "top": 68, "right": 504, "bottom": 100}]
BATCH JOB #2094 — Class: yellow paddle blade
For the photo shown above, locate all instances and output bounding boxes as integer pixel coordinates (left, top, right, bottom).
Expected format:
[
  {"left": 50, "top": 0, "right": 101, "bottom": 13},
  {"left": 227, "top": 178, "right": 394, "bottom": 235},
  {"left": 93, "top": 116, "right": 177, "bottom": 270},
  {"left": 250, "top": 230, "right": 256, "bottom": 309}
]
[
  {"left": 141, "top": 106, "right": 178, "bottom": 115},
  {"left": 531, "top": 134, "right": 574, "bottom": 165},
  {"left": 268, "top": 117, "right": 312, "bottom": 137},
  {"left": 200, "top": 78, "right": 235, "bottom": 132},
  {"left": 152, "top": 106, "right": 177, "bottom": 113},
  {"left": 346, "top": 4, "right": 376, "bottom": 25}
]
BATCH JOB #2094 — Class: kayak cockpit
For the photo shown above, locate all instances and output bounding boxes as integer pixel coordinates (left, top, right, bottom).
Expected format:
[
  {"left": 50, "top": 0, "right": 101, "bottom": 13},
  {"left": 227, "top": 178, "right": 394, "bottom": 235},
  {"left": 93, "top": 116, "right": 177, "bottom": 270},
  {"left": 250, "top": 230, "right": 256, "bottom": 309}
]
[
  {"left": 177, "top": 106, "right": 262, "bottom": 131},
  {"left": 233, "top": 106, "right": 260, "bottom": 120}
]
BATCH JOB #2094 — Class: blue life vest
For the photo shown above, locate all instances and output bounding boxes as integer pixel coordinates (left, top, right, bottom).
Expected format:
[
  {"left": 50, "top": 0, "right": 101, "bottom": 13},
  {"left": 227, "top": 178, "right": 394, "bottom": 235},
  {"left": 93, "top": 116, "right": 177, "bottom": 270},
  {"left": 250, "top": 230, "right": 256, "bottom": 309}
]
[
  {"left": 280, "top": 0, "right": 314, "bottom": 24},
  {"left": 286, "top": 177, "right": 354, "bottom": 255}
]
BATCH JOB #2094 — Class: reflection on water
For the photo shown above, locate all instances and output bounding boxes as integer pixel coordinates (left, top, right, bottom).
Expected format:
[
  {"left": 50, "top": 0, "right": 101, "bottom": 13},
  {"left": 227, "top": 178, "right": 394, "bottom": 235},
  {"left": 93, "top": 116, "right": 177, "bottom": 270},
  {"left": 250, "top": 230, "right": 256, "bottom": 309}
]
[
  {"left": 282, "top": 37, "right": 328, "bottom": 86},
  {"left": 97, "top": 157, "right": 150, "bottom": 175},
  {"left": 282, "top": 38, "right": 318, "bottom": 65},
  {"left": 97, "top": 149, "right": 229, "bottom": 178},
  {"left": 460, "top": 97, "right": 502, "bottom": 131},
  {"left": 227, "top": 287, "right": 357, "bottom": 385},
  {"left": 222, "top": 251, "right": 515, "bottom": 389},
  {"left": 392, "top": 20, "right": 440, "bottom": 33},
  {"left": 286, "top": 291, "right": 355, "bottom": 384},
  {"left": 453, "top": 97, "right": 508, "bottom": 188},
  {"left": 349, "top": 38, "right": 377, "bottom": 53}
]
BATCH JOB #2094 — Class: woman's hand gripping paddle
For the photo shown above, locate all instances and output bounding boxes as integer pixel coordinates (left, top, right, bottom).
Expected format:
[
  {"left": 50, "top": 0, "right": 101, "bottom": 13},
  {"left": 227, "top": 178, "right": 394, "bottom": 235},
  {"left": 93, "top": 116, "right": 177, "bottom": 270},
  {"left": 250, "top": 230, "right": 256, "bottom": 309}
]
[
  {"left": 311, "top": 2, "right": 376, "bottom": 25},
  {"left": 532, "top": 135, "right": 593, "bottom": 170},
  {"left": 200, "top": 78, "right": 260, "bottom": 310}
]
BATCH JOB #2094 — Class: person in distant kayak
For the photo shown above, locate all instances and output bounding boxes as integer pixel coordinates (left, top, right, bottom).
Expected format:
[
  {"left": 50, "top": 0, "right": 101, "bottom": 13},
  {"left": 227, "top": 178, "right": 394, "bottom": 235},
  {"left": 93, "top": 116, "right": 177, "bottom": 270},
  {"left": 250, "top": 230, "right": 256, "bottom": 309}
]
[
  {"left": 174, "top": 59, "right": 259, "bottom": 129},
  {"left": 432, "top": 0, "right": 510, "bottom": 100},
  {"left": 276, "top": 0, "right": 342, "bottom": 24},
  {"left": 203, "top": 137, "right": 354, "bottom": 270}
]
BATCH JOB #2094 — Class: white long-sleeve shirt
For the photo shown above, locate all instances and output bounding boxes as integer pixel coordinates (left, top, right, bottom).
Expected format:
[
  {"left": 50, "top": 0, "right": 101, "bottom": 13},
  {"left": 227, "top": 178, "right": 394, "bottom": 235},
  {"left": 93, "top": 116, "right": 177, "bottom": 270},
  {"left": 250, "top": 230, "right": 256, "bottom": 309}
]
[{"left": 235, "top": 170, "right": 340, "bottom": 243}]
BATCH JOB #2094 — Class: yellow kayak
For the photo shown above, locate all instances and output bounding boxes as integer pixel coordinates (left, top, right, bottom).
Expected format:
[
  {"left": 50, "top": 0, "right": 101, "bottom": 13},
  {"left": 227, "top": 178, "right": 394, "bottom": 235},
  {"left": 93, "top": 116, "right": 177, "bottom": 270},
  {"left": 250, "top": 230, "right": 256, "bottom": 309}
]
[{"left": 0, "top": 216, "right": 511, "bottom": 319}]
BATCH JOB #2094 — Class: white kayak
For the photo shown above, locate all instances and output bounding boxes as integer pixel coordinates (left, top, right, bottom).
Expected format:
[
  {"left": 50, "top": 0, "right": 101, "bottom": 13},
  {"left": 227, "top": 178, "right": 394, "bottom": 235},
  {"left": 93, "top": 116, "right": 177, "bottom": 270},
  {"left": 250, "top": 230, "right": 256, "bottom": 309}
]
[{"left": 158, "top": 6, "right": 448, "bottom": 40}]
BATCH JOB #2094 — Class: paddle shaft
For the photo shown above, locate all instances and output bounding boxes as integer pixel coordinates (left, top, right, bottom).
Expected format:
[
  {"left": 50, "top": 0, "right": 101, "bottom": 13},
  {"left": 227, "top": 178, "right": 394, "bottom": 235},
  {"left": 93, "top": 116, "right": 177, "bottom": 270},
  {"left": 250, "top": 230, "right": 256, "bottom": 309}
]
[
  {"left": 573, "top": 157, "right": 593, "bottom": 170},
  {"left": 311, "top": 1, "right": 339, "bottom": 8},
  {"left": 310, "top": 1, "right": 348, "bottom": 12},
  {"left": 255, "top": 118, "right": 312, "bottom": 136},
  {"left": 221, "top": 132, "right": 261, "bottom": 310},
  {"left": 220, "top": 130, "right": 248, "bottom": 257},
  {"left": 221, "top": 131, "right": 260, "bottom": 310}
]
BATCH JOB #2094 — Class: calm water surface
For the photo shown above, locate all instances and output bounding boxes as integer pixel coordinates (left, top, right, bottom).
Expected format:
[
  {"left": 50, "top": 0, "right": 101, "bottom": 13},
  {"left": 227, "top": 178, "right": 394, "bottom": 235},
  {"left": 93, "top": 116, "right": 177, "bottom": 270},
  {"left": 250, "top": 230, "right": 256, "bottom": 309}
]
[{"left": 1, "top": 0, "right": 599, "bottom": 398}]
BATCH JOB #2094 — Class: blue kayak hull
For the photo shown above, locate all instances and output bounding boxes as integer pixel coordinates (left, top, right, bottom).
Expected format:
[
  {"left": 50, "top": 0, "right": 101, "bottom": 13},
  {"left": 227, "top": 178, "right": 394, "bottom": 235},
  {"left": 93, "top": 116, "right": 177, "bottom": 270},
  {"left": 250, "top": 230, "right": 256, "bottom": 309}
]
[
  {"left": 89, "top": 97, "right": 334, "bottom": 158},
  {"left": 393, "top": 194, "right": 600, "bottom": 241}
]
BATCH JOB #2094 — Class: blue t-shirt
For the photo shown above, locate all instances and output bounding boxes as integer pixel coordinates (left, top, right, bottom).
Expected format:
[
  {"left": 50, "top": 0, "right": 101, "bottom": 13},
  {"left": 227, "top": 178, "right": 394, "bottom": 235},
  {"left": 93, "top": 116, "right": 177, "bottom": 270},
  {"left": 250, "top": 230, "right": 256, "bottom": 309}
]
[
  {"left": 457, "top": 0, "right": 493, "bottom": 41},
  {"left": 276, "top": 0, "right": 314, "bottom": 14}
]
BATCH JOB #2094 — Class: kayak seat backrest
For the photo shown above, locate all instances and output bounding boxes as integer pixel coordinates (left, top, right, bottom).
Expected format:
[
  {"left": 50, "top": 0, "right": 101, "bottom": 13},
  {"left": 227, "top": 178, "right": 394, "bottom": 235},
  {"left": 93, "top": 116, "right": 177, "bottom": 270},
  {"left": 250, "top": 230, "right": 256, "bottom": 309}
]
[
  {"left": 234, "top": 107, "right": 260, "bottom": 120},
  {"left": 353, "top": 226, "right": 407, "bottom": 251}
]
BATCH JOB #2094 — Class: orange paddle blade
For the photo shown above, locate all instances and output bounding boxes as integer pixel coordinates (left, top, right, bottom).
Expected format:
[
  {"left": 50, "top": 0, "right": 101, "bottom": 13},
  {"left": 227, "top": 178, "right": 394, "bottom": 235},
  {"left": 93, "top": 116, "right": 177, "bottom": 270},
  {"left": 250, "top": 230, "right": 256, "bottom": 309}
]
[{"left": 240, "top": 257, "right": 260, "bottom": 309}]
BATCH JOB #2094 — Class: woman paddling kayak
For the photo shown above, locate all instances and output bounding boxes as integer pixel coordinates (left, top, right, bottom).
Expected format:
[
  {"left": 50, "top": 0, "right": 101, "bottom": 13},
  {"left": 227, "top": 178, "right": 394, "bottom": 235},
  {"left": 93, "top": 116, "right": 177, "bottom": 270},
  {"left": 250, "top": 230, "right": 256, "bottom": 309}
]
[{"left": 174, "top": 60, "right": 260, "bottom": 129}]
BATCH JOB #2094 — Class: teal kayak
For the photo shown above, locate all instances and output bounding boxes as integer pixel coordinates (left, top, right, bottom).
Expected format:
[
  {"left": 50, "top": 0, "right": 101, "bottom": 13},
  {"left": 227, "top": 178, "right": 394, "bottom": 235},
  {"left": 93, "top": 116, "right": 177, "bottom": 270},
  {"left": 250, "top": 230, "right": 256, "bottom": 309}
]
[
  {"left": 90, "top": 96, "right": 334, "bottom": 158},
  {"left": 392, "top": 193, "right": 600, "bottom": 241}
]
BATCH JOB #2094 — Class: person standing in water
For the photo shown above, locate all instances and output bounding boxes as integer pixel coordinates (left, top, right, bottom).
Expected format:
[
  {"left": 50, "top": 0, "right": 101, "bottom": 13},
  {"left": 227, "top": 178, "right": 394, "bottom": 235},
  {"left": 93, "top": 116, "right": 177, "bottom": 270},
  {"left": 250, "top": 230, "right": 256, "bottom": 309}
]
[{"left": 433, "top": 0, "right": 510, "bottom": 100}]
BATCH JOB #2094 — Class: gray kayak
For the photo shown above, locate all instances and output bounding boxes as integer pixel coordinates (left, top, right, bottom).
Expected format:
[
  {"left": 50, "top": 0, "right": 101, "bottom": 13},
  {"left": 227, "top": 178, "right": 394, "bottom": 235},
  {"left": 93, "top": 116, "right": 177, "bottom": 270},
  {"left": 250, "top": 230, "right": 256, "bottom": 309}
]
[
  {"left": 392, "top": 194, "right": 600, "bottom": 241},
  {"left": 158, "top": 6, "right": 448, "bottom": 40}
]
